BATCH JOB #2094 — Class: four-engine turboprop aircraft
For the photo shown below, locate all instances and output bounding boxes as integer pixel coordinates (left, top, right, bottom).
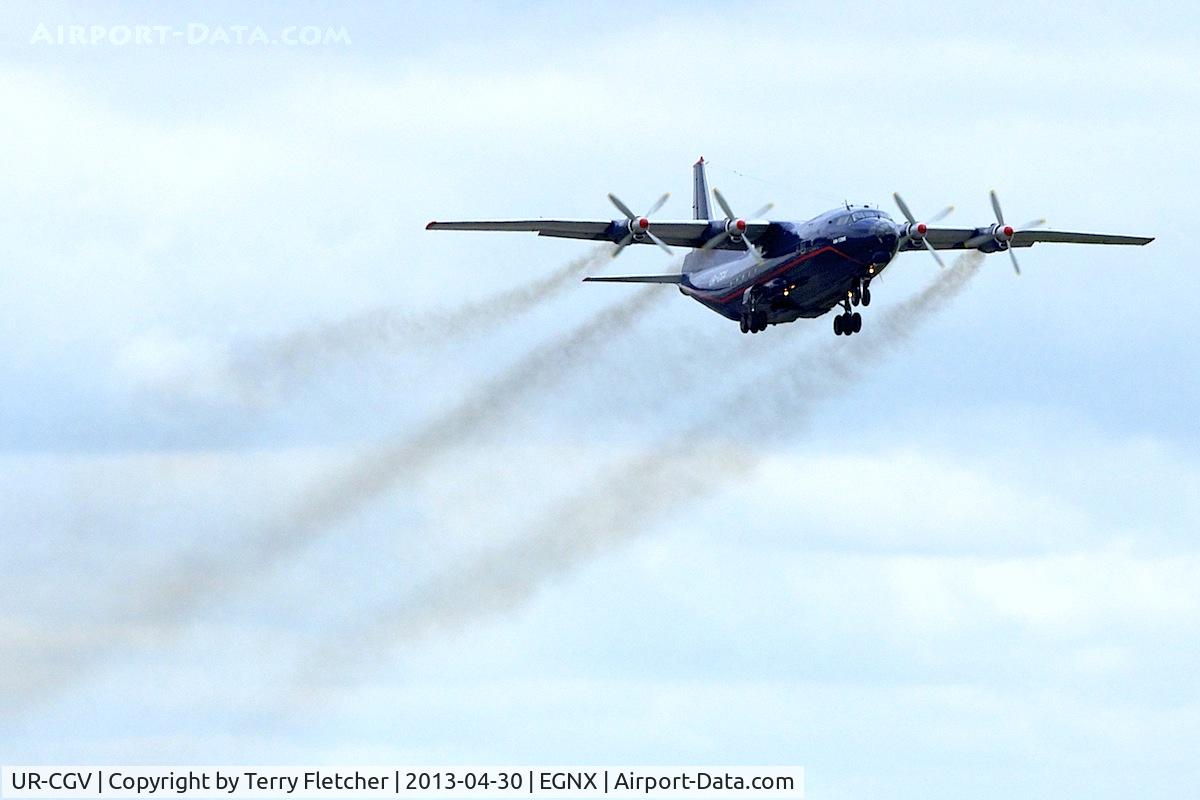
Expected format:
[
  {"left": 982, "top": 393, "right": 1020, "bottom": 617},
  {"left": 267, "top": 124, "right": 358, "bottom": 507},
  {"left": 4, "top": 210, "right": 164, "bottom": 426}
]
[{"left": 427, "top": 158, "right": 1153, "bottom": 335}]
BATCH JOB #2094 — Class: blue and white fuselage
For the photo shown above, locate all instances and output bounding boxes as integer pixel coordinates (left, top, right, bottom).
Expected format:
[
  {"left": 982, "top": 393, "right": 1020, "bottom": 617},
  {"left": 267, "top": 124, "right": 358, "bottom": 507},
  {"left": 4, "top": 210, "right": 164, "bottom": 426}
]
[{"left": 679, "top": 207, "right": 900, "bottom": 325}]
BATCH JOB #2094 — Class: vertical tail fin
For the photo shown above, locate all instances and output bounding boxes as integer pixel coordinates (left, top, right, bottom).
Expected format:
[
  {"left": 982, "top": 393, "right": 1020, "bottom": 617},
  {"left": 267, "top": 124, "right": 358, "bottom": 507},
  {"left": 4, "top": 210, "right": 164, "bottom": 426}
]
[{"left": 692, "top": 157, "right": 713, "bottom": 221}]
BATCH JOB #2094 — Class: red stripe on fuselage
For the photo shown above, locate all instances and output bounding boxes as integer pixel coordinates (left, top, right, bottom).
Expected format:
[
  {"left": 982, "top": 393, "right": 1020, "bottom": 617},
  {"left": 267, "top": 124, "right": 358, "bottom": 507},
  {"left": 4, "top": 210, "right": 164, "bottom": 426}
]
[{"left": 684, "top": 245, "right": 859, "bottom": 304}]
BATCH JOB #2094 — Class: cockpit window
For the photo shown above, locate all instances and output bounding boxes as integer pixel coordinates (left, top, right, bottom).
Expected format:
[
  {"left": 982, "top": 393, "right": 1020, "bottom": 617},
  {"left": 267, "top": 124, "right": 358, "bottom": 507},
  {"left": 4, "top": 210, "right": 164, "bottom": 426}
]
[{"left": 851, "top": 210, "right": 882, "bottom": 221}]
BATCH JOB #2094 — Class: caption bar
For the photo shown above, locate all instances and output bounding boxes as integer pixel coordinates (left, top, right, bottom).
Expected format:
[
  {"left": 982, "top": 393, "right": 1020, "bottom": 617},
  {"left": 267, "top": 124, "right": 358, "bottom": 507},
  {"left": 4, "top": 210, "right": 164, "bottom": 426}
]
[{"left": 2, "top": 767, "right": 803, "bottom": 800}]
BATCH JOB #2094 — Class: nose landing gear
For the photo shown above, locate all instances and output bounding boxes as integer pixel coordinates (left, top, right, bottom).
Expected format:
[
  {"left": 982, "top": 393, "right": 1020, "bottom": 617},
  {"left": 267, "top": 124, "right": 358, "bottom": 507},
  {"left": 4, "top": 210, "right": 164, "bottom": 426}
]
[{"left": 849, "top": 278, "right": 872, "bottom": 308}]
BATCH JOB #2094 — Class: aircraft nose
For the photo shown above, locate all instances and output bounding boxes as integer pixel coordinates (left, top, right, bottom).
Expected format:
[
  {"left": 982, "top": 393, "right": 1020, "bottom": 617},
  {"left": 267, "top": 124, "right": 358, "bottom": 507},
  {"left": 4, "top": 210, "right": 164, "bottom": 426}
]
[
  {"left": 871, "top": 218, "right": 899, "bottom": 249},
  {"left": 856, "top": 218, "right": 899, "bottom": 264}
]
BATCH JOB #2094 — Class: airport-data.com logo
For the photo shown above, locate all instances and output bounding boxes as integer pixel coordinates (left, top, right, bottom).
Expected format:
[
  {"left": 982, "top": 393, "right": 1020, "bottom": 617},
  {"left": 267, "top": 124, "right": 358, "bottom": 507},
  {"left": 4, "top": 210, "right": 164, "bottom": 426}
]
[{"left": 29, "top": 22, "right": 352, "bottom": 47}]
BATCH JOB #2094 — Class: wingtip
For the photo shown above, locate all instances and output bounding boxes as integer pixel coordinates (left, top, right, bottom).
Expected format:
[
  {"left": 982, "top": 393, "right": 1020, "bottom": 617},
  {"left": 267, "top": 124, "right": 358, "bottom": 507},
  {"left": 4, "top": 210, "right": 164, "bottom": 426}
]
[
  {"left": 425, "top": 220, "right": 437, "bottom": 230},
  {"left": 694, "top": 156, "right": 705, "bottom": 166}
]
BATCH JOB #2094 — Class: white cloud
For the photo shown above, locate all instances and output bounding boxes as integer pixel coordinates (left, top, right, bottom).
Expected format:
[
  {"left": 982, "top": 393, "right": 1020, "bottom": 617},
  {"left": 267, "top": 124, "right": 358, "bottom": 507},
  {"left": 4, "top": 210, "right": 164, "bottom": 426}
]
[{"left": 112, "top": 329, "right": 247, "bottom": 406}]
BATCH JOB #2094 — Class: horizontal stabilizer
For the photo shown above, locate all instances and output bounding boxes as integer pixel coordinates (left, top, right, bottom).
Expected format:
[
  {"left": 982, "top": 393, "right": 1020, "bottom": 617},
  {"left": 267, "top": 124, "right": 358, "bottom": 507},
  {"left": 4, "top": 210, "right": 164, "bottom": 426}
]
[{"left": 583, "top": 274, "right": 684, "bottom": 284}]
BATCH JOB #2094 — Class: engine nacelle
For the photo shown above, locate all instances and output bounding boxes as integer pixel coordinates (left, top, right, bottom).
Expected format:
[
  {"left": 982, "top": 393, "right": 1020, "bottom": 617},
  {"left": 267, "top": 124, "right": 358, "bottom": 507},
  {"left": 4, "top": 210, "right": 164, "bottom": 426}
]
[
  {"left": 724, "top": 217, "right": 748, "bottom": 238},
  {"left": 627, "top": 216, "right": 650, "bottom": 234}
]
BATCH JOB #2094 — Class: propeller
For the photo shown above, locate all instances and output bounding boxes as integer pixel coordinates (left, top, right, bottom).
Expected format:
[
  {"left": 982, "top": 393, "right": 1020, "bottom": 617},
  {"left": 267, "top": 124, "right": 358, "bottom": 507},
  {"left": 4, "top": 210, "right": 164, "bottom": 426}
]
[
  {"left": 985, "top": 189, "right": 1046, "bottom": 275},
  {"left": 893, "top": 192, "right": 955, "bottom": 267},
  {"left": 702, "top": 188, "right": 774, "bottom": 263},
  {"left": 609, "top": 192, "right": 674, "bottom": 257}
]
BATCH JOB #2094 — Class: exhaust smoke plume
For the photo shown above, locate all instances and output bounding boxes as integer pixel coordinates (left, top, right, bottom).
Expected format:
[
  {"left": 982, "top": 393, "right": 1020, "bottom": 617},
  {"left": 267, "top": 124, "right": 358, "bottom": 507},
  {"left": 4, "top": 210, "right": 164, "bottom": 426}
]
[
  {"left": 116, "top": 248, "right": 612, "bottom": 408},
  {"left": 144, "top": 284, "right": 663, "bottom": 618},
  {"left": 4, "top": 282, "right": 664, "bottom": 708},
  {"left": 302, "top": 439, "right": 753, "bottom": 687},
  {"left": 233, "top": 246, "right": 613, "bottom": 397},
  {"left": 307, "top": 252, "right": 986, "bottom": 677}
]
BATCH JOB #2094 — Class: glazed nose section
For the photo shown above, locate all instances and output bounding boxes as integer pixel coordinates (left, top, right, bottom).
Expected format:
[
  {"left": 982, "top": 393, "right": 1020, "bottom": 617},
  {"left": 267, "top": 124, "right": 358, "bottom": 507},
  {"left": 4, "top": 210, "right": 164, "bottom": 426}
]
[
  {"left": 870, "top": 218, "right": 900, "bottom": 250},
  {"left": 852, "top": 218, "right": 898, "bottom": 263}
]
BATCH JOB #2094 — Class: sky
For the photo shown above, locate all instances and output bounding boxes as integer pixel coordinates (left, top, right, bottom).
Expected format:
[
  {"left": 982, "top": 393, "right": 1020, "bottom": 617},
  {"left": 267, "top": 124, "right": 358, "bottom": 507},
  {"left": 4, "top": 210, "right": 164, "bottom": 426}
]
[{"left": 1, "top": 2, "right": 1198, "bottom": 798}]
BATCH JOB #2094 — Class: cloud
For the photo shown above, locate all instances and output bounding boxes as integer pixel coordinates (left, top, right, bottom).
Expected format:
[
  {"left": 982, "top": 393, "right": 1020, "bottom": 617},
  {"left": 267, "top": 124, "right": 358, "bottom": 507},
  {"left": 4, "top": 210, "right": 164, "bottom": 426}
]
[{"left": 113, "top": 329, "right": 248, "bottom": 407}]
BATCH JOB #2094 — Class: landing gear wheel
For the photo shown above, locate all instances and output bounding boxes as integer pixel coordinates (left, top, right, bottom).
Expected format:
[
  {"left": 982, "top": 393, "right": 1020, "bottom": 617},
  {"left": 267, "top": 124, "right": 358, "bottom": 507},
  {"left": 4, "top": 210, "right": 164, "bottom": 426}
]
[
  {"left": 755, "top": 309, "right": 768, "bottom": 332},
  {"left": 851, "top": 312, "right": 862, "bottom": 333},
  {"left": 833, "top": 314, "right": 844, "bottom": 336},
  {"left": 740, "top": 315, "right": 749, "bottom": 334},
  {"left": 861, "top": 287, "right": 871, "bottom": 307}
]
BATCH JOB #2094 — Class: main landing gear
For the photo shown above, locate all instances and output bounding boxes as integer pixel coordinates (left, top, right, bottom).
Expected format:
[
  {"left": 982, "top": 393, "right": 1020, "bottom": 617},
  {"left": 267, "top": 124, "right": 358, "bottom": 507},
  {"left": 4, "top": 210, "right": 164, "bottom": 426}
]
[
  {"left": 833, "top": 310, "right": 862, "bottom": 336},
  {"left": 740, "top": 287, "right": 769, "bottom": 334},
  {"left": 835, "top": 279, "right": 869, "bottom": 335},
  {"left": 740, "top": 307, "right": 768, "bottom": 334}
]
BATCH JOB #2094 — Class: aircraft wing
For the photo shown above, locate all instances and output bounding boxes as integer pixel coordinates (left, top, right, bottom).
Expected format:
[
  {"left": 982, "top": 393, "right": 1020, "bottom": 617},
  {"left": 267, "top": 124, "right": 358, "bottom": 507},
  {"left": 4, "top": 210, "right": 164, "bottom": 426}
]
[
  {"left": 426, "top": 219, "right": 770, "bottom": 249},
  {"left": 650, "top": 221, "right": 769, "bottom": 247},
  {"left": 426, "top": 220, "right": 612, "bottom": 240},
  {"left": 902, "top": 226, "right": 1154, "bottom": 251},
  {"left": 903, "top": 227, "right": 980, "bottom": 251},
  {"left": 1009, "top": 230, "right": 1154, "bottom": 248}
]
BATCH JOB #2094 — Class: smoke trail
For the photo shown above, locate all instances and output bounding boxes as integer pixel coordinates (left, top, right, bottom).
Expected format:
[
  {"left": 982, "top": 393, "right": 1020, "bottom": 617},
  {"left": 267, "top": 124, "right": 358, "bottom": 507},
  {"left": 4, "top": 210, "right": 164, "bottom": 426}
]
[
  {"left": 147, "top": 284, "right": 664, "bottom": 614},
  {"left": 231, "top": 246, "right": 613, "bottom": 397},
  {"left": 1, "top": 283, "right": 666, "bottom": 711},
  {"left": 302, "top": 439, "right": 751, "bottom": 686},
  {"left": 305, "top": 252, "right": 986, "bottom": 676},
  {"left": 114, "top": 247, "right": 613, "bottom": 408}
]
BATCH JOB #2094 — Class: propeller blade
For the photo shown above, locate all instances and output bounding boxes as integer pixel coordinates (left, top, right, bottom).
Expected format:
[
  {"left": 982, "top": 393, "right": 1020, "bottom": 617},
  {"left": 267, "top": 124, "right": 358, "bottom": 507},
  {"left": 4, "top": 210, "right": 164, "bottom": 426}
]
[
  {"left": 701, "top": 230, "right": 731, "bottom": 251},
  {"left": 893, "top": 192, "right": 917, "bottom": 224},
  {"left": 646, "top": 230, "right": 675, "bottom": 257},
  {"left": 929, "top": 205, "right": 955, "bottom": 224},
  {"left": 1020, "top": 218, "right": 1047, "bottom": 230},
  {"left": 608, "top": 193, "right": 636, "bottom": 219},
  {"left": 611, "top": 232, "right": 633, "bottom": 258},
  {"left": 749, "top": 202, "right": 774, "bottom": 219},
  {"left": 644, "top": 192, "right": 670, "bottom": 216},
  {"left": 744, "top": 240, "right": 764, "bottom": 264},
  {"left": 923, "top": 238, "right": 945, "bottom": 268},
  {"left": 711, "top": 188, "right": 737, "bottom": 220},
  {"left": 989, "top": 189, "right": 1006, "bottom": 225},
  {"left": 1008, "top": 247, "right": 1021, "bottom": 275}
]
